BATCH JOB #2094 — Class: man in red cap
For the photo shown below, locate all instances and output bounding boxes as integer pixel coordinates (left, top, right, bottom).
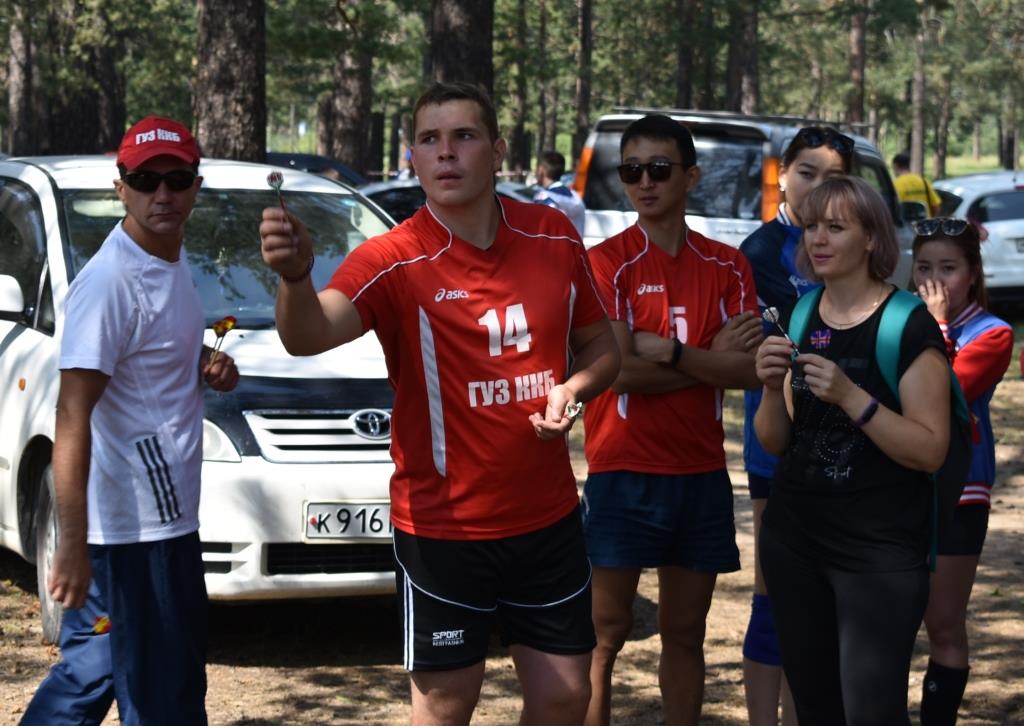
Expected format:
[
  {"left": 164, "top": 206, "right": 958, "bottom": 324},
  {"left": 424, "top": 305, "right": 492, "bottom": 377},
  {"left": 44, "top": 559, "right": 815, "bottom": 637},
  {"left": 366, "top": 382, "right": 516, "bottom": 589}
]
[{"left": 22, "top": 116, "right": 238, "bottom": 725}]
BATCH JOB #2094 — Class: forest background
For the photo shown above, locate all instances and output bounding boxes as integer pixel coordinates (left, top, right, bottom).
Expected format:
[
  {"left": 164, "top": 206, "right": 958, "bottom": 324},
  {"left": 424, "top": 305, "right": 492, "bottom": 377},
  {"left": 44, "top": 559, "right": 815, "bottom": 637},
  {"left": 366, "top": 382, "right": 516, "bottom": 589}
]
[{"left": 2, "top": 0, "right": 1022, "bottom": 181}]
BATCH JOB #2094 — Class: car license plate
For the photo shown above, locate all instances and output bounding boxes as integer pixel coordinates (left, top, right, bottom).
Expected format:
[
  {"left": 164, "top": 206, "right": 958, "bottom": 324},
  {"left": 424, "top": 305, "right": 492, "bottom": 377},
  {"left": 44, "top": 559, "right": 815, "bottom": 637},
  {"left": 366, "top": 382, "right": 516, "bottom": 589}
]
[{"left": 305, "top": 502, "right": 393, "bottom": 540}]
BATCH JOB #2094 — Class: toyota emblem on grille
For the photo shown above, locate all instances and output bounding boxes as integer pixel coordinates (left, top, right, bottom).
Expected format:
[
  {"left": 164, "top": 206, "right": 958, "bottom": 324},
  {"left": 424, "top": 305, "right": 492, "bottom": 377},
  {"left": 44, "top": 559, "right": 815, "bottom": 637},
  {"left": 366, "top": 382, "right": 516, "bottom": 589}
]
[{"left": 352, "top": 409, "right": 391, "bottom": 440}]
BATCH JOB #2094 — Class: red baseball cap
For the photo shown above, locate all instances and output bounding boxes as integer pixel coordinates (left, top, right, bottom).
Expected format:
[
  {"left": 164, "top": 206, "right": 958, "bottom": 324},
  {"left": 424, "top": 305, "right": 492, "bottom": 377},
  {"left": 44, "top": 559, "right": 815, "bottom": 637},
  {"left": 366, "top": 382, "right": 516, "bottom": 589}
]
[{"left": 116, "top": 116, "right": 200, "bottom": 170}]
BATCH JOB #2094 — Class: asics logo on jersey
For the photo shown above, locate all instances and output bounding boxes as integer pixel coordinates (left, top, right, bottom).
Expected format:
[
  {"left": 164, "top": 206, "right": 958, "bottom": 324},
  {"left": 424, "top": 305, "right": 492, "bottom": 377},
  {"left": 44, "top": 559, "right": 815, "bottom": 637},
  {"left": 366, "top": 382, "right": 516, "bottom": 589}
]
[
  {"left": 434, "top": 287, "right": 470, "bottom": 302},
  {"left": 637, "top": 283, "right": 666, "bottom": 295}
]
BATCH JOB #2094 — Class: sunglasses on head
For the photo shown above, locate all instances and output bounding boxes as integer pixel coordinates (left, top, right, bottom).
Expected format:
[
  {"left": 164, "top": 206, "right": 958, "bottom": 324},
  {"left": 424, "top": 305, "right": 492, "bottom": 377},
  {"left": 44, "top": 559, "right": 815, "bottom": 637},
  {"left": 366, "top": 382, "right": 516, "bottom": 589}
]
[
  {"left": 913, "top": 217, "right": 970, "bottom": 238},
  {"left": 121, "top": 169, "right": 198, "bottom": 193},
  {"left": 793, "top": 127, "right": 855, "bottom": 155},
  {"left": 616, "top": 160, "right": 685, "bottom": 185}
]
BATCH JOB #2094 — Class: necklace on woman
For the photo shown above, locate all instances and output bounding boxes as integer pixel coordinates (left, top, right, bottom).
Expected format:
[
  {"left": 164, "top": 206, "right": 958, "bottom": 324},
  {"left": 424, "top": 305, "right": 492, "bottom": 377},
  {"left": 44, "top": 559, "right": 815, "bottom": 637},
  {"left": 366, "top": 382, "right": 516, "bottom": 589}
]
[{"left": 820, "top": 283, "right": 888, "bottom": 330}]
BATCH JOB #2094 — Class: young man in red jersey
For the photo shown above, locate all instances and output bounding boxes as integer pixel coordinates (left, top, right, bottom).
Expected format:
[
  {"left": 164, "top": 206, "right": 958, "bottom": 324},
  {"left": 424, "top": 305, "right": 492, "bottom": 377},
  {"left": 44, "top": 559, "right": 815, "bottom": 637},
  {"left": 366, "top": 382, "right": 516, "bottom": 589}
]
[
  {"left": 582, "top": 114, "right": 762, "bottom": 726},
  {"left": 260, "top": 82, "right": 619, "bottom": 725}
]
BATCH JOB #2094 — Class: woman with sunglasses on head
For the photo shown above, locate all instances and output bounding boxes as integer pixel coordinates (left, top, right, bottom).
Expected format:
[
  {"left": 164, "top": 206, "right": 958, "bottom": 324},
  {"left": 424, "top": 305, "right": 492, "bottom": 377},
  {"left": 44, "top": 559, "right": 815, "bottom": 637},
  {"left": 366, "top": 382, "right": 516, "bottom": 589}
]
[
  {"left": 911, "top": 218, "right": 1012, "bottom": 725},
  {"left": 738, "top": 126, "right": 853, "bottom": 726},
  {"left": 754, "top": 176, "right": 951, "bottom": 725}
]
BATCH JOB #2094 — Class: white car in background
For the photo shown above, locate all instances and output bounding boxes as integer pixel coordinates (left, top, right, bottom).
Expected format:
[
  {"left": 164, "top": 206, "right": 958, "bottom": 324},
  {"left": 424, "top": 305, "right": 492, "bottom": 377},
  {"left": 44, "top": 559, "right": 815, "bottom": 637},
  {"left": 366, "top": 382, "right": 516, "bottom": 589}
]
[
  {"left": 0, "top": 157, "right": 397, "bottom": 642},
  {"left": 933, "top": 171, "right": 1024, "bottom": 303}
]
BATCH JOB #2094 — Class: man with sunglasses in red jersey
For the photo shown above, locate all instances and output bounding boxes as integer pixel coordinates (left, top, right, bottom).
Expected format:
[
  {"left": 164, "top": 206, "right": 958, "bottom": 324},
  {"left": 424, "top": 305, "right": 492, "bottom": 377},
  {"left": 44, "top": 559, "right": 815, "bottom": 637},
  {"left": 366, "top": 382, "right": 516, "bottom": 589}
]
[
  {"left": 23, "top": 116, "right": 238, "bottom": 725},
  {"left": 261, "top": 83, "right": 619, "bottom": 725},
  {"left": 582, "top": 114, "right": 762, "bottom": 726}
]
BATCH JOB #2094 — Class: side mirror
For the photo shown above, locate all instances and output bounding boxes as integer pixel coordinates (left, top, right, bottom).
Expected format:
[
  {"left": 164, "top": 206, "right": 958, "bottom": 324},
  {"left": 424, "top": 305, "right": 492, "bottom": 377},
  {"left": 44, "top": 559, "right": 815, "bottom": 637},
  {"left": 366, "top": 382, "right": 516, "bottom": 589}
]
[
  {"left": 900, "top": 201, "right": 929, "bottom": 223},
  {"left": 0, "top": 274, "right": 25, "bottom": 317}
]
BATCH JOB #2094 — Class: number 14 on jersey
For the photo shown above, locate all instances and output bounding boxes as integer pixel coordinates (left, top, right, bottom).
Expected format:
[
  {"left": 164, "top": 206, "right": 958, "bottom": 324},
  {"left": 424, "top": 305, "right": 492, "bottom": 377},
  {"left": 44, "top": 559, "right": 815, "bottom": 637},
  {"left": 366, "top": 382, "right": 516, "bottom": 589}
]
[{"left": 478, "top": 304, "right": 532, "bottom": 356}]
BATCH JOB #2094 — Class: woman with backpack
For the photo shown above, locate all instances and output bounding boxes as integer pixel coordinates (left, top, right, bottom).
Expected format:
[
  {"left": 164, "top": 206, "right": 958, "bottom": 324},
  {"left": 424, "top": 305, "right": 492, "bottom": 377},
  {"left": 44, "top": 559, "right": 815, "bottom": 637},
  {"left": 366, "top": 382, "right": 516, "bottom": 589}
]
[
  {"left": 912, "top": 218, "right": 1012, "bottom": 725},
  {"left": 753, "top": 175, "right": 951, "bottom": 725},
  {"left": 739, "top": 125, "right": 854, "bottom": 726}
]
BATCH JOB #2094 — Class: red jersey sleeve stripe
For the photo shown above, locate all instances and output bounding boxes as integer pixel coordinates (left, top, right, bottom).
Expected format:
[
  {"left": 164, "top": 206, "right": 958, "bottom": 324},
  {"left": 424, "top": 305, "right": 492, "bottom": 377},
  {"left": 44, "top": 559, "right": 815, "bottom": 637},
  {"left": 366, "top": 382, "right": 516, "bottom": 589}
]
[
  {"left": 501, "top": 205, "right": 609, "bottom": 320},
  {"left": 611, "top": 236, "right": 650, "bottom": 321},
  {"left": 684, "top": 236, "right": 754, "bottom": 312},
  {"left": 349, "top": 231, "right": 454, "bottom": 303}
]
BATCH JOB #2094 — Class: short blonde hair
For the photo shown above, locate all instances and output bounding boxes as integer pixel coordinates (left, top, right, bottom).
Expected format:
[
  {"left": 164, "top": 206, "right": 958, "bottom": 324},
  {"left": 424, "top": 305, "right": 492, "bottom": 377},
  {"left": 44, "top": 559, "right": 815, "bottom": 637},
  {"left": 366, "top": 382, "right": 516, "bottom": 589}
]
[{"left": 796, "top": 175, "right": 899, "bottom": 282}]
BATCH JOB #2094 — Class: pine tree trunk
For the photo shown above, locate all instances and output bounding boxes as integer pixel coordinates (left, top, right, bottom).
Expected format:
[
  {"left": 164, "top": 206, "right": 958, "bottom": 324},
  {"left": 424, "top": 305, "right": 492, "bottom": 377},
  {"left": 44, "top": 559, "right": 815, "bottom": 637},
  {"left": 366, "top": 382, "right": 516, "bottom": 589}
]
[
  {"left": 193, "top": 0, "right": 266, "bottom": 162},
  {"left": 7, "top": 1, "right": 35, "bottom": 155},
  {"left": 933, "top": 75, "right": 952, "bottom": 180},
  {"left": 572, "top": 0, "right": 592, "bottom": 163},
  {"left": 508, "top": 0, "right": 530, "bottom": 172},
  {"left": 429, "top": 0, "right": 494, "bottom": 95},
  {"left": 910, "top": 15, "right": 927, "bottom": 174},
  {"left": 740, "top": 0, "right": 759, "bottom": 114},
  {"left": 848, "top": 0, "right": 866, "bottom": 125},
  {"left": 725, "top": 4, "right": 742, "bottom": 112},
  {"left": 674, "top": 0, "right": 696, "bottom": 108},
  {"left": 325, "top": 45, "right": 374, "bottom": 175}
]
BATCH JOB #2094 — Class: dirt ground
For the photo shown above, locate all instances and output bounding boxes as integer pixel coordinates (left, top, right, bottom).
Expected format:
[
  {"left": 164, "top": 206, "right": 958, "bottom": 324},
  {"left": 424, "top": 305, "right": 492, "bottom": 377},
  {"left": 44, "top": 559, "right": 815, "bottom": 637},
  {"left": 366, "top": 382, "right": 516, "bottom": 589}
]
[{"left": 3, "top": 344, "right": 1024, "bottom": 724}]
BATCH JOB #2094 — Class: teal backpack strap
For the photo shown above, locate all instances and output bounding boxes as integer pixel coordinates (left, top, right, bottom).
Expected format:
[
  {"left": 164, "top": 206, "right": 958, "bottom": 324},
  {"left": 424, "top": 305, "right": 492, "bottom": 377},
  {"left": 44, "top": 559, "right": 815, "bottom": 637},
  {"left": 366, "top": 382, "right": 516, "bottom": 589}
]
[
  {"left": 874, "top": 289, "right": 923, "bottom": 400},
  {"left": 874, "top": 288, "right": 973, "bottom": 572},
  {"left": 875, "top": 288, "right": 971, "bottom": 421},
  {"left": 788, "top": 287, "right": 823, "bottom": 348}
]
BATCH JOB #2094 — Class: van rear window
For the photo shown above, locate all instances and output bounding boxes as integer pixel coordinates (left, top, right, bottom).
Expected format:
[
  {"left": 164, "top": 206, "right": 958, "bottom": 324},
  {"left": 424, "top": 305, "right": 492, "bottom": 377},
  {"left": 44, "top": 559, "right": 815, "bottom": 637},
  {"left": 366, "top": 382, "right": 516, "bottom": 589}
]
[{"left": 583, "top": 131, "right": 763, "bottom": 220}]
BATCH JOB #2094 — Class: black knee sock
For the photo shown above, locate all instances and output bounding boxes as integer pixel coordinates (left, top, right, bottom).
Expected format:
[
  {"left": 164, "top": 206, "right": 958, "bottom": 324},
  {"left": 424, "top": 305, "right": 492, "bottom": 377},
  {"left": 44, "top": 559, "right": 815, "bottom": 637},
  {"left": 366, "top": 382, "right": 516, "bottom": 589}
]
[{"left": 920, "top": 659, "right": 970, "bottom": 726}]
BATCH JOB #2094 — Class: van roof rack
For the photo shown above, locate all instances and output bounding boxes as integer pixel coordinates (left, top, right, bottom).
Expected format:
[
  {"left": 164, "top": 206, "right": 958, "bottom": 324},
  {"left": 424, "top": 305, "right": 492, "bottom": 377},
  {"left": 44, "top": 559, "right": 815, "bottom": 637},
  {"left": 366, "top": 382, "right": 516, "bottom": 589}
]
[{"left": 608, "top": 107, "right": 873, "bottom": 134}]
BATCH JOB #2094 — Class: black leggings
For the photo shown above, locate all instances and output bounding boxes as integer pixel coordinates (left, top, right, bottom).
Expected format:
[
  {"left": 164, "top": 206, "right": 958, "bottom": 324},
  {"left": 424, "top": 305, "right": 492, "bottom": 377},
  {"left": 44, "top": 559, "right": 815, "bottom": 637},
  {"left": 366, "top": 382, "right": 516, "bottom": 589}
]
[{"left": 760, "top": 525, "right": 929, "bottom": 726}]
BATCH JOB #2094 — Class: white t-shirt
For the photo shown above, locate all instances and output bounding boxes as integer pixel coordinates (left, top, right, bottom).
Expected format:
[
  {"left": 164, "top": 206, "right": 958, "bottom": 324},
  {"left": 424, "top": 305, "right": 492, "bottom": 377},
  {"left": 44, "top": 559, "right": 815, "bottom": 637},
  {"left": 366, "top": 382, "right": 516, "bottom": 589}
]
[{"left": 59, "top": 222, "right": 204, "bottom": 545}]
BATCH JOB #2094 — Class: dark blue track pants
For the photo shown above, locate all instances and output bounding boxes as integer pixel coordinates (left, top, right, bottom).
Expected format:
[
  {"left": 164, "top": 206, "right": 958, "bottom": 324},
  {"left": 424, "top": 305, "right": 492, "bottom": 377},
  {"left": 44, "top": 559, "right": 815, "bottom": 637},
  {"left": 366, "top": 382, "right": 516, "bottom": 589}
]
[{"left": 21, "top": 532, "right": 208, "bottom": 726}]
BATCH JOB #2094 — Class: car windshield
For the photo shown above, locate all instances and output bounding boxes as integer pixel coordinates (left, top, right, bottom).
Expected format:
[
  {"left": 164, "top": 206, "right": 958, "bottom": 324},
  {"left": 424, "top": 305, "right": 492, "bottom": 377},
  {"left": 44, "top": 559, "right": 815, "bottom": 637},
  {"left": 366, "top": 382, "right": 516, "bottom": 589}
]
[
  {"left": 584, "top": 130, "right": 763, "bottom": 220},
  {"left": 60, "top": 188, "right": 390, "bottom": 328}
]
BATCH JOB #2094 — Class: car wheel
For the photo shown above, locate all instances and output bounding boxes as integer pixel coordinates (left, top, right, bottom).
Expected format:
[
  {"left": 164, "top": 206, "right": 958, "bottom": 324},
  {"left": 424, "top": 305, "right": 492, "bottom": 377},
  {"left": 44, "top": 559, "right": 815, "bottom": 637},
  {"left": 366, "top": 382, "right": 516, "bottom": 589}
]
[{"left": 34, "top": 464, "right": 63, "bottom": 644}]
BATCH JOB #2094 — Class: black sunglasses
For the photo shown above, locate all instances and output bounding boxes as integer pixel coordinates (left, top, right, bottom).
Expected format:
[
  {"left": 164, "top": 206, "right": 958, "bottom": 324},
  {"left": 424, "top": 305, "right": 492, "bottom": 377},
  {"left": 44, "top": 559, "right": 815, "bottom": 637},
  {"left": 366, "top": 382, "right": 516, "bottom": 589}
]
[
  {"left": 913, "top": 217, "right": 969, "bottom": 238},
  {"left": 793, "top": 127, "right": 855, "bottom": 155},
  {"left": 617, "top": 161, "right": 685, "bottom": 185},
  {"left": 121, "top": 169, "right": 198, "bottom": 193}
]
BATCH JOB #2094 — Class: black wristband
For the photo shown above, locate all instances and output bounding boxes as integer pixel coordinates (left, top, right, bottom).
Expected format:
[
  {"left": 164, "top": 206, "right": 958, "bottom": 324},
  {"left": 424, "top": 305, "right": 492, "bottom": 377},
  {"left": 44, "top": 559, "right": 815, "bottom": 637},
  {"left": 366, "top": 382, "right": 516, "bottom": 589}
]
[
  {"left": 281, "top": 253, "right": 314, "bottom": 283},
  {"left": 852, "top": 397, "right": 879, "bottom": 427},
  {"left": 669, "top": 338, "right": 683, "bottom": 368}
]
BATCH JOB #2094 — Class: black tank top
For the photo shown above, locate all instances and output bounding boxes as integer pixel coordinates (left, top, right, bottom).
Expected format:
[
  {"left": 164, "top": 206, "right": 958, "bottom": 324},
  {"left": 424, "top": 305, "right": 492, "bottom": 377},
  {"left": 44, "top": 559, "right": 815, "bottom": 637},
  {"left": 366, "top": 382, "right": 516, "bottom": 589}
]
[{"left": 765, "top": 292, "right": 945, "bottom": 571}]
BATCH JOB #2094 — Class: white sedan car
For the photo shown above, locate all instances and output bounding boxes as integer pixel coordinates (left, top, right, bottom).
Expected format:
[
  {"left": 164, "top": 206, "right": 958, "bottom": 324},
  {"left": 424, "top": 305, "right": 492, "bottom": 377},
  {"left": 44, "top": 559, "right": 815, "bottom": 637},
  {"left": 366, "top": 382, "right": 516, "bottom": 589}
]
[
  {"left": 934, "top": 171, "right": 1024, "bottom": 302},
  {"left": 0, "top": 156, "right": 398, "bottom": 642}
]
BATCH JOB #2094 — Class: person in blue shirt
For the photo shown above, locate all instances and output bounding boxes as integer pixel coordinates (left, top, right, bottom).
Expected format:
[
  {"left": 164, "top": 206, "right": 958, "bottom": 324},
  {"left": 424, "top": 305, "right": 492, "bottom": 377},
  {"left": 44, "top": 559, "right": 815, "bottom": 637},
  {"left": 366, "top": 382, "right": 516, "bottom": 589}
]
[
  {"left": 738, "top": 126, "right": 853, "bottom": 726},
  {"left": 533, "top": 150, "right": 586, "bottom": 236}
]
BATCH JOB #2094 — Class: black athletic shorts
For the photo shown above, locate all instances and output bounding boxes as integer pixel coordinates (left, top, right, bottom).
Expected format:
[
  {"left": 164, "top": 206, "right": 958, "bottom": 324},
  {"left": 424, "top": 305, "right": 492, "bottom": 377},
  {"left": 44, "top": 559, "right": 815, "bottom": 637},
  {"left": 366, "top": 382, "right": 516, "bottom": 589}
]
[
  {"left": 936, "top": 503, "right": 989, "bottom": 556},
  {"left": 393, "top": 507, "right": 595, "bottom": 672}
]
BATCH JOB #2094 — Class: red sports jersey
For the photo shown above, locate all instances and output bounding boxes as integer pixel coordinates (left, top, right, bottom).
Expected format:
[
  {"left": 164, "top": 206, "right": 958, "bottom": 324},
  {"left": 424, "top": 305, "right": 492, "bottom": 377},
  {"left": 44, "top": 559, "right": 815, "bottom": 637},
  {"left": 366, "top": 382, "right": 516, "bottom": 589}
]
[
  {"left": 585, "top": 225, "right": 757, "bottom": 475},
  {"left": 328, "top": 197, "right": 606, "bottom": 540}
]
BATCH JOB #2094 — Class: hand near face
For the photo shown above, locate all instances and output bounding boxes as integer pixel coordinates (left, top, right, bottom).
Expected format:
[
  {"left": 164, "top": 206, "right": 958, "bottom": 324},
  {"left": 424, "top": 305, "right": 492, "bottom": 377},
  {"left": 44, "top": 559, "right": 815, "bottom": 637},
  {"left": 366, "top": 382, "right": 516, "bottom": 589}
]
[{"left": 917, "top": 278, "right": 950, "bottom": 322}]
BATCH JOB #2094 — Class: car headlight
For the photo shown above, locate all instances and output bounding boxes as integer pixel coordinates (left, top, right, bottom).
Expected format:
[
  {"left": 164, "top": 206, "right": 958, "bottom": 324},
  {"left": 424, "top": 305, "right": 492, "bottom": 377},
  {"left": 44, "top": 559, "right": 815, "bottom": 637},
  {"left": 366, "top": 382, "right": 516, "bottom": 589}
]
[{"left": 203, "top": 419, "right": 241, "bottom": 463}]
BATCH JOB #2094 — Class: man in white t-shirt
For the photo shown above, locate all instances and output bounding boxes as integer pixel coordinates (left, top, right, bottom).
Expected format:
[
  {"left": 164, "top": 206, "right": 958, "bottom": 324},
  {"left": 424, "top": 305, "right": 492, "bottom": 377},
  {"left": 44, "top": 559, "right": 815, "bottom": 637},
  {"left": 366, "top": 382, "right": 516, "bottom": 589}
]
[
  {"left": 533, "top": 150, "right": 586, "bottom": 235},
  {"left": 22, "top": 116, "right": 239, "bottom": 725}
]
